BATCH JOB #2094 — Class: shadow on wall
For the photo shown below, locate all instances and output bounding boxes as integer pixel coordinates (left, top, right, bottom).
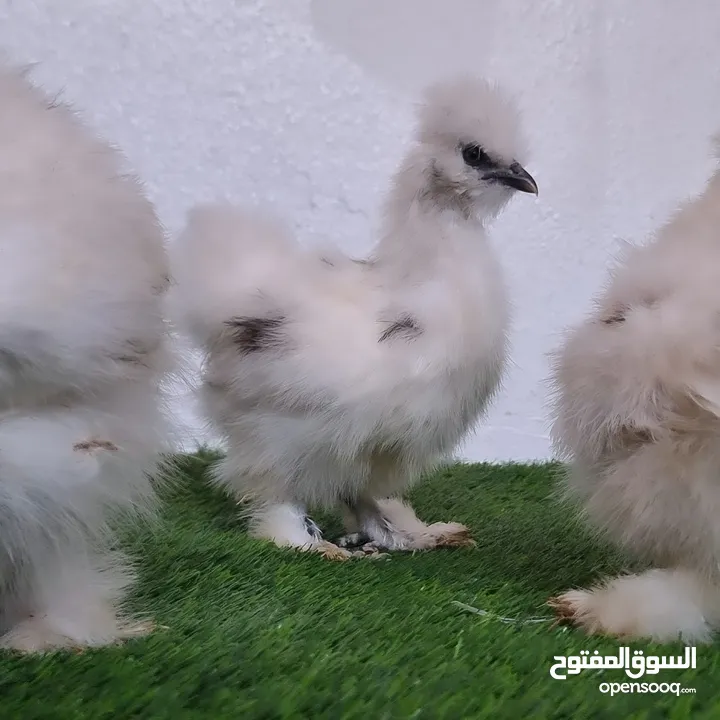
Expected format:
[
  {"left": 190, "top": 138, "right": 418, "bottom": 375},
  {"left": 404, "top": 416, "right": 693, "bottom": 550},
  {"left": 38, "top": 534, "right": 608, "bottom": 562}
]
[{"left": 311, "top": 0, "right": 501, "bottom": 95}]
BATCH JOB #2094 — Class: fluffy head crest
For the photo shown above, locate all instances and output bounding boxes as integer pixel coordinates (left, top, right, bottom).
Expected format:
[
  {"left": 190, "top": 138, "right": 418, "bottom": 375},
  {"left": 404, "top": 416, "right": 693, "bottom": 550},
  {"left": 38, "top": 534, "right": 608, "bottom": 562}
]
[{"left": 415, "top": 75, "right": 528, "bottom": 165}]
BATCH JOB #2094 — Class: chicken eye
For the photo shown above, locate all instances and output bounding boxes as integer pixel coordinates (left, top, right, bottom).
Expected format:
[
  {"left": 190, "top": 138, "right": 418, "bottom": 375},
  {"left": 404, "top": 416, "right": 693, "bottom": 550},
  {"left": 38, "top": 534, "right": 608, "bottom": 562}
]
[{"left": 461, "top": 144, "right": 490, "bottom": 167}]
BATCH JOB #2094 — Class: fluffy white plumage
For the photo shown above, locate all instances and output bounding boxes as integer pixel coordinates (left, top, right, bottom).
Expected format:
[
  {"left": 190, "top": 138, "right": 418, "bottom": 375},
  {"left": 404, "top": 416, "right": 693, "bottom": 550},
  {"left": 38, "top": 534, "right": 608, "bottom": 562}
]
[
  {"left": 548, "top": 134, "right": 720, "bottom": 642},
  {"left": 171, "top": 75, "right": 537, "bottom": 559},
  {"left": 0, "top": 61, "right": 174, "bottom": 651}
]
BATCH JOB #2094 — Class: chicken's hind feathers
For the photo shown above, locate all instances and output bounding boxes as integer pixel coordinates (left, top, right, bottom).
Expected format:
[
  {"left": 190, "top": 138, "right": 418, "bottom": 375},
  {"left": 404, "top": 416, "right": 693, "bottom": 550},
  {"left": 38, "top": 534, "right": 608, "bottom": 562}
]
[{"left": 169, "top": 204, "right": 314, "bottom": 346}]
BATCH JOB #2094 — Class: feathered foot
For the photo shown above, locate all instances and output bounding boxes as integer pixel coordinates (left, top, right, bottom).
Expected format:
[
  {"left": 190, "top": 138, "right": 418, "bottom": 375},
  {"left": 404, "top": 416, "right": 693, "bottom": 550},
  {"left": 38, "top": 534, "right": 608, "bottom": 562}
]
[
  {"left": 0, "top": 553, "right": 157, "bottom": 655},
  {"left": 338, "top": 498, "right": 475, "bottom": 553},
  {"left": 249, "top": 502, "right": 353, "bottom": 560},
  {"left": 417, "top": 521, "right": 475, "bottom": 548},
  {"left": 0, "top": 616, "right": 158, "bottom": 654},
  {"left": 314, "top": 540, "right": 353, "bottom": 561},
  {"left": 548, "top": 569, "right": 720, "bottom": 643}
]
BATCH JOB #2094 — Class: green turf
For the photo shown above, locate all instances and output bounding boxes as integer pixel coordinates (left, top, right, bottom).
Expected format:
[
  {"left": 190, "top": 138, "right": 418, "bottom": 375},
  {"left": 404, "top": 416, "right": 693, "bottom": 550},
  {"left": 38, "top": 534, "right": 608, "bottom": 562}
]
[{"left": 1, "top": 453, "right": 716, "bottom": 719}]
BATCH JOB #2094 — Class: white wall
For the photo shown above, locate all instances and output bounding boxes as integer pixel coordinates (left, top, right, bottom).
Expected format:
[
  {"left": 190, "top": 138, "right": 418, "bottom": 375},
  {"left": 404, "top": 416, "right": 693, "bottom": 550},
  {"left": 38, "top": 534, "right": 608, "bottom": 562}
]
[{"left": 2, "top": 0, "right": 720, "bottom": 460}]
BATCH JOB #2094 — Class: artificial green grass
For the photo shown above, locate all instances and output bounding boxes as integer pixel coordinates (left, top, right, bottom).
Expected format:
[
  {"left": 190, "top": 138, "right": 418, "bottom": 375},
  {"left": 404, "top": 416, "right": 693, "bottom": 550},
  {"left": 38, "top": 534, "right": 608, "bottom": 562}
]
[{"left": 1, "top": 453, "right": 716, "bottom": 719}]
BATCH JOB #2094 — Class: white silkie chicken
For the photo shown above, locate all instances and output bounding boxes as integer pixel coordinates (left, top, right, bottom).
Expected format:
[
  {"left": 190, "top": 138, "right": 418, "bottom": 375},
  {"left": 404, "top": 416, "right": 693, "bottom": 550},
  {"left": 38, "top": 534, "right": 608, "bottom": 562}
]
[
  {"left": 0, "top": 61, "right": 173, "bottom": 651},
  {"left": 171, "top": 76, "right": 537, "bottom": 559},
  {"left": 549, "top": 134, "right": 720, "bottom": 642}
]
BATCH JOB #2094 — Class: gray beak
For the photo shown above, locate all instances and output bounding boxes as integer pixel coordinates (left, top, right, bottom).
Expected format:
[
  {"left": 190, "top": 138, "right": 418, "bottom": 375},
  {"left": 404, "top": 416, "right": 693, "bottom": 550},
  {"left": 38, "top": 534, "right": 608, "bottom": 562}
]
[{"left": 482, "top": 161, "right": 538, "bottom": 195}]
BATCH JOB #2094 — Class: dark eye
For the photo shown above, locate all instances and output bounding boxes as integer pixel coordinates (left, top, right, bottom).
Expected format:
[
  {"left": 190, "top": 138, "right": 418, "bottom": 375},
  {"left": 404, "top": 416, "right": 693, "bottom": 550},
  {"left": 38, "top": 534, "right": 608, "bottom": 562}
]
[{"left": 461, "top": 144, "right": 490, "bottom": 167}]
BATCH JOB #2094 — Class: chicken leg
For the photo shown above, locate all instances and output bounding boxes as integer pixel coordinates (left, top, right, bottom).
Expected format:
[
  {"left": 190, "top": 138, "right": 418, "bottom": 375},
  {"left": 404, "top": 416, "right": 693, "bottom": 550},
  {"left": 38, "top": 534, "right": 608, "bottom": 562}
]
[
  {"left": 248, "top": 502, "right": 352, "bottom": 561},
  {"left": 337, "top": 497, "right": 474, "bottom": 553}
]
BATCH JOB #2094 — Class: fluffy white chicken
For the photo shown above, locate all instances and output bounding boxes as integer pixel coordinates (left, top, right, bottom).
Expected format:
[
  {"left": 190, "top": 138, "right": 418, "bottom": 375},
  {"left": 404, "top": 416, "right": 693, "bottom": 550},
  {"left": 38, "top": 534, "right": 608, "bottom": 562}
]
[
  {"left": 171, "top": 76, "right": 537, "bottom": 559},
  {"left": 548, "top": 133, "right": 720, "bottom": 642},
  {"left": 0, "top": 61, "right": 174, "bottom": 651}
]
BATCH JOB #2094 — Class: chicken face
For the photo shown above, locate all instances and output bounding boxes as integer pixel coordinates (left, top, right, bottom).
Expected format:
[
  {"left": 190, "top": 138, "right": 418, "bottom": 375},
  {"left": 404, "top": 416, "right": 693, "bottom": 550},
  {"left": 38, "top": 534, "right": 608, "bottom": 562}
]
[{"left": 416, "top": 74, "right": 537, "bottom": 219}]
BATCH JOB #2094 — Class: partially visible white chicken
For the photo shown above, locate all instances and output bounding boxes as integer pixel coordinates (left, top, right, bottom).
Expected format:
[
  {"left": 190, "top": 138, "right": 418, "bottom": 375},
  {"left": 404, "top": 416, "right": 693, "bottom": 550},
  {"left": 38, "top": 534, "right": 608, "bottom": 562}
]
[
  {"left": 548, "top": 133, "right": 720, "bottom": 643},
  {"left": 0, "top": 61, "right": 174, "bottom": 651},
  {"left": 171, "top": 76, "right": 537, "bottom": 559}
]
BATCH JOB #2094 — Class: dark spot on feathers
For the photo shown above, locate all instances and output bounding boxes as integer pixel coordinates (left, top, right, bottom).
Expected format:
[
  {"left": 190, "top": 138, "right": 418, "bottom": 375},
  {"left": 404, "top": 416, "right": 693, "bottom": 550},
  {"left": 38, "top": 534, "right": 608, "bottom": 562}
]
[
  {"left": 602, "top": 296, "right": 661, "bottom": 326},
  {"left": 304, "top": 516, "right": 322, "bottom": 541},
  {"left": 112, "top": 338, "right": 160, "bottom": 367},
  {"left": 153, "top": 274, "right": 172, "bottom": 295},
  {"left": 321, "top": 256, "right": 374, "bottom": 268},
  {"left": 73, "top": 439, "right": 118, "bottom": 452},
  {"left": 226, "top": 316, "right": 286, "bottom": 354},
  {"left": 614, "top": 425, "right": 654, "bottom": 452},
  {"left": 601, "top": 306, "right": 628, "bottom": 325},
  {"left": 379, "top": 314, "right": 422, "bottom": 343},
  {"left": 602, "top": 312, "right": 626, "bottom": 325}
]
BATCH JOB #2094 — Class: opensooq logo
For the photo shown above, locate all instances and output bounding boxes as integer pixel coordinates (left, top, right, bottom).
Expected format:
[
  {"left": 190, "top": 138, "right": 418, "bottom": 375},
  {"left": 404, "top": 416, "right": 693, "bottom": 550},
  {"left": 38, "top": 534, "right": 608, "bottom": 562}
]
[{"left": 549, "top": 647, "right": 696, "bottom": 680}]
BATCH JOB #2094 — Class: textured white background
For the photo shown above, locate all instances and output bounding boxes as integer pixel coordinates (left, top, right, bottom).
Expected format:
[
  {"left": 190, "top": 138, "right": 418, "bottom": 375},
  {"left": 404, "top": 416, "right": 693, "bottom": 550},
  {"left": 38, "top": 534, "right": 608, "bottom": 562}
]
[{"left": 2, "top": 0, "right": 720, "bottom": 460}]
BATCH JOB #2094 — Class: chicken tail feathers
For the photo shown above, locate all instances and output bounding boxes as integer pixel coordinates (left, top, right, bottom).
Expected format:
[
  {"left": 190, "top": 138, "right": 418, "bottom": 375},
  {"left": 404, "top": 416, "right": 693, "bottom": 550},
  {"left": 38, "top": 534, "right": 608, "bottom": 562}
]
[{"left": 168, "top": 204, "right": 297, "bottom": 346}]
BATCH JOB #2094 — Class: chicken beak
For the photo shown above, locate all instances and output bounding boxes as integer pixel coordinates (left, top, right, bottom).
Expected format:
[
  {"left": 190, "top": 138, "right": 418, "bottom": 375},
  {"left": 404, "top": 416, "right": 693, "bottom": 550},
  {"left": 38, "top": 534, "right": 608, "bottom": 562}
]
[{"left": 483, "top": 162, "right": 538, "bottom": 195}]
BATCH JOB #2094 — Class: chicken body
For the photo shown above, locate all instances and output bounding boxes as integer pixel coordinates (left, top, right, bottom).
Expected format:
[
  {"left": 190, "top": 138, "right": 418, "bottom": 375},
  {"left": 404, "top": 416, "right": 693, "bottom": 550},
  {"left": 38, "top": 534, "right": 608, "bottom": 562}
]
[
  {"left": 172, "top": 76, "right": 537, "bottom": 558},
  {"left": 549, "top": 136, "right": 720, "bottom": 642},
  {"left": 0, "top": 62, "right": 173, "bottom": 651}
]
